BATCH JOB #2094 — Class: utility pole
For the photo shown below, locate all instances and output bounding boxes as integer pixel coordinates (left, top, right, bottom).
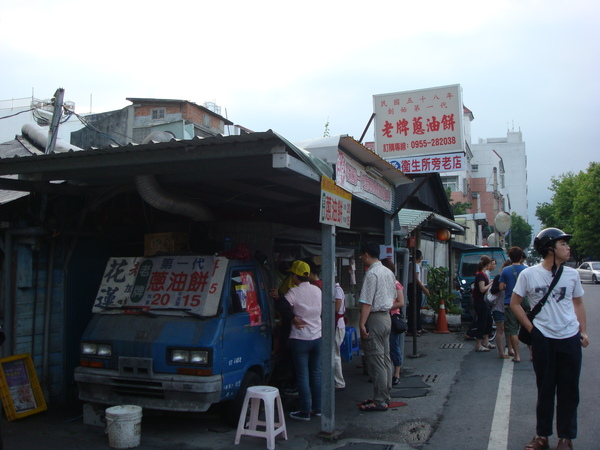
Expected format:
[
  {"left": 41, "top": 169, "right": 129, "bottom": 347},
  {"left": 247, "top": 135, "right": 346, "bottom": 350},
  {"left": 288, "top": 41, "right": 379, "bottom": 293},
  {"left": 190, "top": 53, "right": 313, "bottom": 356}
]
[{"left": 45, "top": 88, "right": 64, "bottom": 154}]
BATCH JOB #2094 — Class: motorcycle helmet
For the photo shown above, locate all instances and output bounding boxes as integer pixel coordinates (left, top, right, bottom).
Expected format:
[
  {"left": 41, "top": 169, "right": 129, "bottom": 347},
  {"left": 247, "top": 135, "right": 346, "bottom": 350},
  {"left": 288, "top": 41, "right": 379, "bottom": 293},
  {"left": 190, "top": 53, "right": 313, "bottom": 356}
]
[{"left": 533, "top": 227, "right": 572, "bottom": 257}]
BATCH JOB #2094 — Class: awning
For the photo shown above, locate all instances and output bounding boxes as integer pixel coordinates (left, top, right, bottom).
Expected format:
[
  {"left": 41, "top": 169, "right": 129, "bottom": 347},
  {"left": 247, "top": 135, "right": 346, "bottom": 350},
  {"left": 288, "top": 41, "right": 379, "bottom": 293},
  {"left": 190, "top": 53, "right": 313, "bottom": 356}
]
[{"left": 394, "top": 209, "right": 465, "bottom": 236}]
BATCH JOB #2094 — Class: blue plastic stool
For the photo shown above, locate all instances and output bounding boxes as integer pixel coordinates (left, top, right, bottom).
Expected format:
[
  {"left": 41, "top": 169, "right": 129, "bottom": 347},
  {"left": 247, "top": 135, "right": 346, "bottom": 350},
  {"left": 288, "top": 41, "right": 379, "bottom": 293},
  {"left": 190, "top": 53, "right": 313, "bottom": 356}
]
[{"left": 340, "top": 326, "right": 360, "bottom": 362}]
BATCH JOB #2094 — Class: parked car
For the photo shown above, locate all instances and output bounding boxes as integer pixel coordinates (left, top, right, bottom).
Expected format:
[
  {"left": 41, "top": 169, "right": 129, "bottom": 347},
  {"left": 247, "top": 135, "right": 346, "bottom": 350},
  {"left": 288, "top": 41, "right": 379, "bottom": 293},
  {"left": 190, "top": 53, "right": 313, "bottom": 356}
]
[{"left": 576, "top": 261, "right": 600, "bottom": 284}]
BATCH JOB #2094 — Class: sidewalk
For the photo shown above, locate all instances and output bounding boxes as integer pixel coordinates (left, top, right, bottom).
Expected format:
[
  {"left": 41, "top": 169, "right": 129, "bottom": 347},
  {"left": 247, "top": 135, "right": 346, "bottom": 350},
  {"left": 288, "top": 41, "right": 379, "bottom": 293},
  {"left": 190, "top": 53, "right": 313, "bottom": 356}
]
[{"left": 2, "top": 325, "right": 471, "bottom": 449}]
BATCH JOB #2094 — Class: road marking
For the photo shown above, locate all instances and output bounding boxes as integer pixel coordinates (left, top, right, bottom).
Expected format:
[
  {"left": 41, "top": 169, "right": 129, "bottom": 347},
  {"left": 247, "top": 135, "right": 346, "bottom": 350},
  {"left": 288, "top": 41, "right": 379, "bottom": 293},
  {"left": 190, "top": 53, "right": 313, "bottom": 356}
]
[{"left": 487, "top": 359, "right": 514, "bottom": 450}]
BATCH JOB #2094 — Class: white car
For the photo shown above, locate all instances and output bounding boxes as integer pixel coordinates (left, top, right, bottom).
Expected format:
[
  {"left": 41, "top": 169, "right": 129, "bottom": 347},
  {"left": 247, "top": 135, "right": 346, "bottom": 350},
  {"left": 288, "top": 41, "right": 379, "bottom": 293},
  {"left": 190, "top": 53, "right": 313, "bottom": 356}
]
[{"left": 576, "top": 261, "right": 600, "bottom": 284}]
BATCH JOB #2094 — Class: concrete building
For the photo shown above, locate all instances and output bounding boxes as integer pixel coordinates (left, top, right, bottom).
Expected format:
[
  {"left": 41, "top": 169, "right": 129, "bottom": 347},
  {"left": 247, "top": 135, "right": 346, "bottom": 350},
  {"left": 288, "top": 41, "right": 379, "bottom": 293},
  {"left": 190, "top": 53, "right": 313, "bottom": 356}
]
[
  {"left": 470, "top": 130, "right": 528, "bottom": 222},
  {"left": 71, "top": 98, "right": 234, "bottom": 149},
  {"left": 440, "top": 112, "right": 528, "bottom": 243}
]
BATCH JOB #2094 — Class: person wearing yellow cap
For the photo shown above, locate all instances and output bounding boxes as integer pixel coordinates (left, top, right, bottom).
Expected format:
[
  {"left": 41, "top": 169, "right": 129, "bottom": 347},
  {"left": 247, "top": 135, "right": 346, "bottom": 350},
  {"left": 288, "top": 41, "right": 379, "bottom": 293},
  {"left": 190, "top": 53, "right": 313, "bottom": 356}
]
[{"left": 283, "top": 260, "right": 323, "bottom": 421}]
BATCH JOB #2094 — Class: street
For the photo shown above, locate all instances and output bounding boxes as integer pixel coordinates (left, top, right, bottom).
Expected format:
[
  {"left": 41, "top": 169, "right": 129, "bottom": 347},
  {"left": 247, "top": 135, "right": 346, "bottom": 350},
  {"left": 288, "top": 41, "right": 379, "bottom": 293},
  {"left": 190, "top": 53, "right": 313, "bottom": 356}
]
[
  {"left": 2, "top": 283, "right": 598, "bottom": 449},
  {"left": 428, "top": 282, "right": 600, "bottom": 449}
]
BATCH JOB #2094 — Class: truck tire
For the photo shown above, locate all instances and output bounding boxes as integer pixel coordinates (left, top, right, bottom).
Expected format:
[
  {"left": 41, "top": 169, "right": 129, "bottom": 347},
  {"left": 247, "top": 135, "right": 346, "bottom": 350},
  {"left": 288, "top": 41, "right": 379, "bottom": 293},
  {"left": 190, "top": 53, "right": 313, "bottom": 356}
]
[{"left": 221, "top": 370, "right": 262, "bottom": 426}]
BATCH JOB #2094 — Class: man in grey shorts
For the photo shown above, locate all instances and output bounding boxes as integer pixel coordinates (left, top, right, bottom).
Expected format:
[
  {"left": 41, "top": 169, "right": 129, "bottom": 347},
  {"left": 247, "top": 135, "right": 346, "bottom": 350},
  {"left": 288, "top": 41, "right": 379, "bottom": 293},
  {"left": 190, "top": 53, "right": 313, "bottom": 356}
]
[{"left": 499, "top": 247, "right": 527, "bottom": 362}]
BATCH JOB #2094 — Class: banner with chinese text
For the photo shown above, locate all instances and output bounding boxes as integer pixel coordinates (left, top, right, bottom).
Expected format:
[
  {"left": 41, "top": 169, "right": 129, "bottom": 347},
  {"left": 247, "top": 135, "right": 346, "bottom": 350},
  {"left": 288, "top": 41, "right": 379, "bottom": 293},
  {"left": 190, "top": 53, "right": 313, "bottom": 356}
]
[
  {"left": 386, "top": 152, "right": 465, "bottom": 174},
  {"left": 93, "top": 255, "right": 228, "bottom": 317},
  {"left": 335, "top": 151, "right": 394, "bottom": 212}
]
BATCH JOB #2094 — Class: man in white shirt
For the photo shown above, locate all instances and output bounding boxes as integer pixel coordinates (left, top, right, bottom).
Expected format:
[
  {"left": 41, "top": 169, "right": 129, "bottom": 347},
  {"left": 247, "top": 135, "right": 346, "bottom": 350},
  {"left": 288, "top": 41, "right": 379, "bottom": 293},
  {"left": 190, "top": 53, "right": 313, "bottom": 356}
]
[
  {"left": 358, "top": 242, "right": 396, "bottom": 411},
  {"left": 511, "top": 228, "right": 589, "bottom": 450}
]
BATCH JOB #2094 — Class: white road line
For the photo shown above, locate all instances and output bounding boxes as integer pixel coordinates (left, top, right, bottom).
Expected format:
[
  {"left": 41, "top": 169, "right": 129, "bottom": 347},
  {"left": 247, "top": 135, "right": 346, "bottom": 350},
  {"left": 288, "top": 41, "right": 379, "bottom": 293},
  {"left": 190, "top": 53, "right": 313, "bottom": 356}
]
[{"left": 487, "top": 359, "right": 514, "bottom": 450}]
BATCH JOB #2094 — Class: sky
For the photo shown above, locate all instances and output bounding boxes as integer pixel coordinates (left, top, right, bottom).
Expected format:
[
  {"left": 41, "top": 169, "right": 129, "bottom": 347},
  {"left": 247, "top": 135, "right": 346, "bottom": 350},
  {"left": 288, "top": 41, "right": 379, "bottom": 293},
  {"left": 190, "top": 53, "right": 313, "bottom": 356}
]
[{"left": 1, "top": 0, "right": 598, "bottom": 234}]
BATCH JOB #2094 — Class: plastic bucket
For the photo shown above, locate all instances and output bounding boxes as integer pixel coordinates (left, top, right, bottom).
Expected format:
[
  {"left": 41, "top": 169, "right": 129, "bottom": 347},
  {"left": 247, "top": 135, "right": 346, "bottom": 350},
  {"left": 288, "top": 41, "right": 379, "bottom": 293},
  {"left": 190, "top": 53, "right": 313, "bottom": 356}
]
[{"left": 105, "top": 405, "right": 143, "bottom": 449}]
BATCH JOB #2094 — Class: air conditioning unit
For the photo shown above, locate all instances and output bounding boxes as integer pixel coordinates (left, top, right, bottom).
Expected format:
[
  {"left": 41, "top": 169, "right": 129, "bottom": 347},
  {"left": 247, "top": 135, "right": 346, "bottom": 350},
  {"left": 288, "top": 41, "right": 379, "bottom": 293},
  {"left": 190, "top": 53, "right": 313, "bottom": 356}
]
[{"left": 472, "top": 192, "right": 479, "bottom": 199}]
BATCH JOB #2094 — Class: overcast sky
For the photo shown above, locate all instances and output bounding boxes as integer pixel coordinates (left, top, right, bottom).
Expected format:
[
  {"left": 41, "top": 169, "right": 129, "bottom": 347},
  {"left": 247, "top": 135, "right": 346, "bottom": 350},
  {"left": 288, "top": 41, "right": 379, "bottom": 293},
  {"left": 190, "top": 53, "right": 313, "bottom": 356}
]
[{"left": 1, "top": 0, "right": 598, "bottom": 233}]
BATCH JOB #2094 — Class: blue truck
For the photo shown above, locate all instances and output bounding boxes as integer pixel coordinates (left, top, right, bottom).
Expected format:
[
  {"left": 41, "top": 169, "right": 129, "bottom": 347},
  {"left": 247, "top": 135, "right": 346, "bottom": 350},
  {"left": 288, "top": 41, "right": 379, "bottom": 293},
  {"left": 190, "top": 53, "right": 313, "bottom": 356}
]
[{"left": 74, "top": 254, "right": 278, "bottom": 423}]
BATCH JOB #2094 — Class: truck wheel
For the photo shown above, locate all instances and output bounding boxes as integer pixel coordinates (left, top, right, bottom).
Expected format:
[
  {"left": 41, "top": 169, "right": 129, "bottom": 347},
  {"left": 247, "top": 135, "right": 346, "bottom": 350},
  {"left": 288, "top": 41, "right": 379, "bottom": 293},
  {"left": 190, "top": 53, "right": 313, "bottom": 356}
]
[{"left": 222, "top": 370, "right": 262, "bottom": 426}]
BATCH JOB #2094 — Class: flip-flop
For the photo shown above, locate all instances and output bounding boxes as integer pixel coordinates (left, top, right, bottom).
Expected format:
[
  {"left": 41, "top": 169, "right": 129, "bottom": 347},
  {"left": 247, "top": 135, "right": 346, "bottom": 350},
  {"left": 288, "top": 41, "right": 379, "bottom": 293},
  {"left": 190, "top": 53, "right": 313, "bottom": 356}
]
[
  {"left": 475, "top": 347, "right": 490, "bottom": 352},
  {"left": 498, "top": 355, "right": 511, "bottom": 359}
]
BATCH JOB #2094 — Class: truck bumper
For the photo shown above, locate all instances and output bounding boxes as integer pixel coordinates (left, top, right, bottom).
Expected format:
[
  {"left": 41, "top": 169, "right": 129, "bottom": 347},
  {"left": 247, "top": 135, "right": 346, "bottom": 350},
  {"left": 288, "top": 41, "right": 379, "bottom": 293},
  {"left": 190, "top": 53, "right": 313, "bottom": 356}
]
[{"left": 74, "top": 367, "right": 222, "bottom": 412}]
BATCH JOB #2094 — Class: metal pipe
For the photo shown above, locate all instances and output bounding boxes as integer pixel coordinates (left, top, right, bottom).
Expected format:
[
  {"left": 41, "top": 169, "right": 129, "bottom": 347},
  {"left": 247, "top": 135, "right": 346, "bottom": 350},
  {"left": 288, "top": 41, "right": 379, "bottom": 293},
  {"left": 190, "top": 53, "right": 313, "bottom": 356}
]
[{"left": 42, "top": 240, "right": 55, "bottom": 398}]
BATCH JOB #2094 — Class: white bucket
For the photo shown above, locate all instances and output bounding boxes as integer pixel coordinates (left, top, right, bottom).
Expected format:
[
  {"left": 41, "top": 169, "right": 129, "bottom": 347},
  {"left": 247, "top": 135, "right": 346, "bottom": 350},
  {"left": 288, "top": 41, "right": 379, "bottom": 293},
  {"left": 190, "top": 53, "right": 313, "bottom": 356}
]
[{"left": 105, "top": 405, "right": 143, "bottom": 449}]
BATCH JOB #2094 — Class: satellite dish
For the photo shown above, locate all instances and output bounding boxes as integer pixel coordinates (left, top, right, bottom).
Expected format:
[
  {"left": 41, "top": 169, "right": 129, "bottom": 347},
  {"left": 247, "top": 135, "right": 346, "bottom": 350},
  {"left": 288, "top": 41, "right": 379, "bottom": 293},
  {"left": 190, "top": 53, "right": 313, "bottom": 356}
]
[
  {"left": 495, "top": 211, "right": 512, "bottom": 234},
  {"left": 487, "top": 233, "right": 498, "bottom": 246}
]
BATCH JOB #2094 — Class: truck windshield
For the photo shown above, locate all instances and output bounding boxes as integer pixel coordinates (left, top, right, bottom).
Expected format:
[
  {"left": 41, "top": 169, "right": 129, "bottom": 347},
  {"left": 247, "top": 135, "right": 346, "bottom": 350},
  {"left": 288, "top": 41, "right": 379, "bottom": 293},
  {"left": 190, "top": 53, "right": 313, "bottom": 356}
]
[
  {"left": 459, "top": 253, "right": 505, "bottom": 279},
  {"left": 92, "top": 255, "right": 228, "bottom": 317}
]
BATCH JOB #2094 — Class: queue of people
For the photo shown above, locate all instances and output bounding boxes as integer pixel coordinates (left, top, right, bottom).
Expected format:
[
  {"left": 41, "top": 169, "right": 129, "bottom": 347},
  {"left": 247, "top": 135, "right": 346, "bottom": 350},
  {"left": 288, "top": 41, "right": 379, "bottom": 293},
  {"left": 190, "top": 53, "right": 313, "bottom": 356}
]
[
  {"left": 271, "top": 242, "right": 412, "bottom": 418},
  {"left": 268, "top": 228, "right": 589, "bottom": 449}
]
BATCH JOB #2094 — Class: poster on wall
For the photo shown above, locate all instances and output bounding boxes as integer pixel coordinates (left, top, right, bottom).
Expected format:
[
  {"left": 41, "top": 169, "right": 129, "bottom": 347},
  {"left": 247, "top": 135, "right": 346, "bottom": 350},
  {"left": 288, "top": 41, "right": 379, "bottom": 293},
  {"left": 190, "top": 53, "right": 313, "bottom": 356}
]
[{"left": 0, "top": 354, "right": 47, "bottom": 421}]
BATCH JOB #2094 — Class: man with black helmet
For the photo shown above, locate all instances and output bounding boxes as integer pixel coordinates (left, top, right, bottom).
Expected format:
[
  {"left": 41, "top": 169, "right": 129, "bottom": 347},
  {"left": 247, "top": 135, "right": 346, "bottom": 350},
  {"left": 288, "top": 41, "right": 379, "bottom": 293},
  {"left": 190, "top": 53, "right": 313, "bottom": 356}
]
[{"left": 511, "top": 228, "right": 589, "bottom": 450}]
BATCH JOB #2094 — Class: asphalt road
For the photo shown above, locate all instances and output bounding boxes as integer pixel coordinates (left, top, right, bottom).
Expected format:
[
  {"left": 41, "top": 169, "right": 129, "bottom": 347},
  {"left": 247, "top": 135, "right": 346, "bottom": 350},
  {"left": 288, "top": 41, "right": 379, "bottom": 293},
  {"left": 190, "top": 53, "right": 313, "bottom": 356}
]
[{"left": 427, "top": 282, "right": 600, "bottom": 450}]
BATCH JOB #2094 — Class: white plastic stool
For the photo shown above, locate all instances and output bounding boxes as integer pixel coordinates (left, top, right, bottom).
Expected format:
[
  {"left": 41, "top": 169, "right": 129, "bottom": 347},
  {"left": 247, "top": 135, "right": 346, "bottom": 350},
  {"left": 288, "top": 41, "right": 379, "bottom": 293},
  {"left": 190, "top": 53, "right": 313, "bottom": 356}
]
[{"left": 234, "top": 385, "right": 287, "bottom": 450}]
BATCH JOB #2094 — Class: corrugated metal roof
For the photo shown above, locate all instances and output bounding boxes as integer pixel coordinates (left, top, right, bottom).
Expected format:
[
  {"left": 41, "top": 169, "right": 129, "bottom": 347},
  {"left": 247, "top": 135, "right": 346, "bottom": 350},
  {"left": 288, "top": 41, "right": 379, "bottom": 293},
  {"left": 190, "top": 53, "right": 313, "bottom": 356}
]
[
  {"left": 395, "top": 209, "right": 464, "bottom": 235},
  {"left": 395, "top": 209, "right": 434, "bottom": 235}
]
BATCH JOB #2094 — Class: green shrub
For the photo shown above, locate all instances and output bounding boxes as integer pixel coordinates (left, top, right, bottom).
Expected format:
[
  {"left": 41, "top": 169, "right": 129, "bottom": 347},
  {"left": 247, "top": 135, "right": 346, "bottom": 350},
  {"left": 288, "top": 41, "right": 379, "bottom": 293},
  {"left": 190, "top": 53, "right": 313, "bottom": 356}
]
[{"left": 426, "top": 266, "right": 462, "bottom": 315}]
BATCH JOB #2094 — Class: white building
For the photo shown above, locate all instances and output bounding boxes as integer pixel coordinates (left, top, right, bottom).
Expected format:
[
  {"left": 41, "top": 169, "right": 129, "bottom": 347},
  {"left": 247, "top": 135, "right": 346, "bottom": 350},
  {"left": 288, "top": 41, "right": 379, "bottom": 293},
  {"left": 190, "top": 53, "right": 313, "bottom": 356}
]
[
  {"left": 0, "top": 96, "right": 84, "bottom": 145},
  {"left": 470, "top": 130, "right": 528, "bottom": 222},
  {"left": 439, "top": 104, "right": 528, "bottom": 243}
]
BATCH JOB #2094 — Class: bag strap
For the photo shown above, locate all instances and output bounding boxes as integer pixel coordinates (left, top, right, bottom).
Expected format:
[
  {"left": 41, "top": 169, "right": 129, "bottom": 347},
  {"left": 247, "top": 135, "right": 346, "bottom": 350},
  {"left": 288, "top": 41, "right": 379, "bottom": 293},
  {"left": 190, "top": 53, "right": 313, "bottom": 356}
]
[{"left": 529, "top": 264, "right": 564, "bottom": 319}]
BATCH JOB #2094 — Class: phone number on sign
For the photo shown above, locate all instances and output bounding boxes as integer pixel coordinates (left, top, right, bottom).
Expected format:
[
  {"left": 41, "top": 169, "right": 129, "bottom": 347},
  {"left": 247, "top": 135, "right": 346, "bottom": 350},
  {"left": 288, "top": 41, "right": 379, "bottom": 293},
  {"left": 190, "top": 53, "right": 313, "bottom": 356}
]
[{"left": 410, "top": 137, "right": 457, "bottom": 148}]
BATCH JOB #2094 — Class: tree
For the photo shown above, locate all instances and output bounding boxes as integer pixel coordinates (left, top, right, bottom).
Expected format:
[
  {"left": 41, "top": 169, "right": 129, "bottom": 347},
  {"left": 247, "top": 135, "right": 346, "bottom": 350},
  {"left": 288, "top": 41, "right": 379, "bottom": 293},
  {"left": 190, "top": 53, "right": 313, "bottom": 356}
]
[
  {"left": 573, "top": 162, "right": 600, "bottom": 259},
  {"left": 535, "top": 162, "right": 600, "bottom": 260},
  {"left": 508, "top": 212, "right": 533, "bottom": 251},
  {"left": 323, "top": 118, "right": 330, "bottom": 137},
  {"left": 445, "top": 187, "right": 472, "bottom": 215}
]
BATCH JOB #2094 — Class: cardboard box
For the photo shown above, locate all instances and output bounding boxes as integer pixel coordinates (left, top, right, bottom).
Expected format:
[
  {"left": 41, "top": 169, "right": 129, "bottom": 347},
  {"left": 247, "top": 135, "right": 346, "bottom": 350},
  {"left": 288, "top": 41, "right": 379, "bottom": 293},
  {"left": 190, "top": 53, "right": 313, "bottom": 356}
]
[{"left": 144, "top": 232, "right": 189, "bottom": 256}]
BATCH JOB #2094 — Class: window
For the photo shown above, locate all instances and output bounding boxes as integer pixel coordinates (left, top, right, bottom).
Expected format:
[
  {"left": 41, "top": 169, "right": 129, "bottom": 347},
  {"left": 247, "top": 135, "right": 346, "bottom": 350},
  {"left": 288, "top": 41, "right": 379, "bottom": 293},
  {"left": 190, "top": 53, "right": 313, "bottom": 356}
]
[
  {"left": 471, "top": 164, "right": 479, "bottom": 171},
  {"left": 151, "top": 108, "right": 165, "bottom": 120},
  {"left": 441, "top": 176, "right": 459, "bottom": 192}
]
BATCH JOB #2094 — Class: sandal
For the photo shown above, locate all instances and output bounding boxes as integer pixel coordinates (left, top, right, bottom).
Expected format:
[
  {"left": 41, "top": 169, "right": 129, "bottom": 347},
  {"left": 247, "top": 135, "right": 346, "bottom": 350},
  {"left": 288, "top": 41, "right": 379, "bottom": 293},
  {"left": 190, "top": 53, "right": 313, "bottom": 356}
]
[
  {"left": 485, "top": 343, "right": 497, "bottom": 349},
  {"left": 555, "top": 438, "right": 572, "bottom": 450},
  {"left": 475, "top": 346, "right": 490, "bottom": 352},
  {"left": 358, "top": 401, "right": 388, "bottom": 412},
  {"left": 356, "top": 399, "right": 374, "bottom": 407},
  {"left": 498, "top": 355, "right": 511, "bottom": 359},
  {"left": 525, "top": 435, "right": 549, "bottom": 450}
]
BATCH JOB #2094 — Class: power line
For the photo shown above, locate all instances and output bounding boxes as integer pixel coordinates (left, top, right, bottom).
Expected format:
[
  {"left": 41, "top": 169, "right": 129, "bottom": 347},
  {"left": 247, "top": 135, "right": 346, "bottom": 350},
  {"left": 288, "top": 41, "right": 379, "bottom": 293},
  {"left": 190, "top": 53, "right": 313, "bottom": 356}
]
[{"left": 0, "top": 108, "right": 36, "bottom": 120}]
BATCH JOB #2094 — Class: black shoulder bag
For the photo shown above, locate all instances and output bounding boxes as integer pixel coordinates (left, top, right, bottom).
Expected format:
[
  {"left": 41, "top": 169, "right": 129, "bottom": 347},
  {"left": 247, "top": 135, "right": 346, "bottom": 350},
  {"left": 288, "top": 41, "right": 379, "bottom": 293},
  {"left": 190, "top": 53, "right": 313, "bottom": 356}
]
[{"left": 518, "top": 265, "right": 563, "bottom": 345}]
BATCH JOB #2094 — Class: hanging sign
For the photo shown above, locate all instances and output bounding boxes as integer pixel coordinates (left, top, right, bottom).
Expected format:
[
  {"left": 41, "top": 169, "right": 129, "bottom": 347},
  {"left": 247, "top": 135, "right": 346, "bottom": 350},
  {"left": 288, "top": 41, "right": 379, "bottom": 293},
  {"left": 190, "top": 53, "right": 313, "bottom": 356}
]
[
  {"left": 335, "top": 151, "right": 394, "bottom": 211},
  {"left": 373, "top": 84, "right": 464, "bottom": 159},
  {"left": 320, "top": 176, "right": 352, "bottom": 229}
]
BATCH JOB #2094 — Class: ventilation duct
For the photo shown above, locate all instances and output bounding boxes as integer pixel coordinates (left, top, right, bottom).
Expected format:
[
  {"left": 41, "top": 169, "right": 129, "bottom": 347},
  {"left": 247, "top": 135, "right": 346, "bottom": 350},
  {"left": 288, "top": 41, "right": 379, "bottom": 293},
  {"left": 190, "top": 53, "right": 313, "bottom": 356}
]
[{"left": 135, "top": 132, "right": 214, "bottom": 221}]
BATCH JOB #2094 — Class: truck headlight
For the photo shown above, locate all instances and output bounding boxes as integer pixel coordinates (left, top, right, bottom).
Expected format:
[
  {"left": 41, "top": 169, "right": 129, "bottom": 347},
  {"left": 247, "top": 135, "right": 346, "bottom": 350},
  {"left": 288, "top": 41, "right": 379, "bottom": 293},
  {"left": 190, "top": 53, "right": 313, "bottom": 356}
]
[
  {"left": 81, "top": 342, "right": 112, "bottom": 357},
  {"left": 169, "top": 348, "right": 209, "bottom": 365}
]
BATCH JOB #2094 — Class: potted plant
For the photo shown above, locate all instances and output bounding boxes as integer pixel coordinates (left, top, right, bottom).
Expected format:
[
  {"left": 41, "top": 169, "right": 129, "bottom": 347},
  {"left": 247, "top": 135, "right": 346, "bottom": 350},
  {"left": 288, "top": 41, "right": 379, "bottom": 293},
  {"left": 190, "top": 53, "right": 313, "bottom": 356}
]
[{"left": 426, "top": 266, "right": 462, "bottom": 327}]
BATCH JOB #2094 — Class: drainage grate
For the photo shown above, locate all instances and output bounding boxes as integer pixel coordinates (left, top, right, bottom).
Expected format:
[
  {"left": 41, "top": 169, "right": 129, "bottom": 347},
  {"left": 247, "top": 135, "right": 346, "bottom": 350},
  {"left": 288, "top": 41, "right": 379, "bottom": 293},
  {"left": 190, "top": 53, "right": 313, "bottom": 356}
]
[
  {"left": 440, "top": 343, "right": 463, "bottom": 349},
  {"left": 342, "top": 444, "right": 395, "bottom": 449},
  {"left": 421, "top": 374, "right": 440, "bottom": 383}
]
